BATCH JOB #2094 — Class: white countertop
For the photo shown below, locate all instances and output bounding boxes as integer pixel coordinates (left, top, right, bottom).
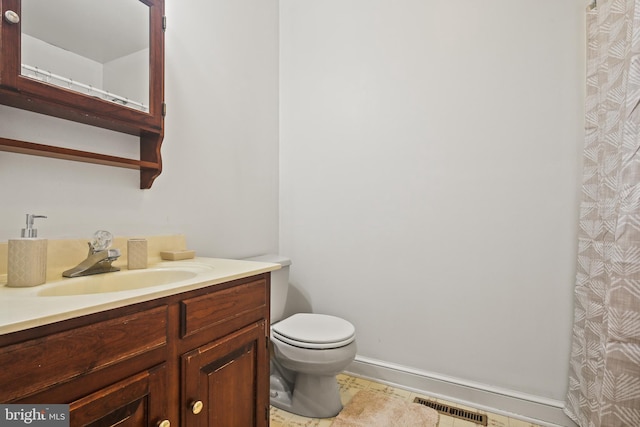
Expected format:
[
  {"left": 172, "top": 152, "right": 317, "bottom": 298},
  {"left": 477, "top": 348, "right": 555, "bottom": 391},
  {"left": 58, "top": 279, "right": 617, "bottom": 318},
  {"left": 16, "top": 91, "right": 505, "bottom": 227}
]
[{"left": 0, "top": 257, "right": 279, "bottom": 335}]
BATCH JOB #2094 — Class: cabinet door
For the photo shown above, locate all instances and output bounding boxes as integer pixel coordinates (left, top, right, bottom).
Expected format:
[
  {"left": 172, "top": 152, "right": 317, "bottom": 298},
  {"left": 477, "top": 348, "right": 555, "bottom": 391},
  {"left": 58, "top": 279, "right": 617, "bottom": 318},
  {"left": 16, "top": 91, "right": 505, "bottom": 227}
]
[
  {"left": 182, "top": 321, "right": 269, "bottom": 427},
  {"left": 69, "top": 364, "right": 169, "bottom": 427}
]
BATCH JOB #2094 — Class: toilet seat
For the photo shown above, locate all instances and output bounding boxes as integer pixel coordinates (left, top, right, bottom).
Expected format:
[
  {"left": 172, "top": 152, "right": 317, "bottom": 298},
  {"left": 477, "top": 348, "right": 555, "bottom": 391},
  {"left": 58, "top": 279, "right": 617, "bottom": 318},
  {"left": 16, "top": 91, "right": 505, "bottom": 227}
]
[{"left": 272, "top": 313, "right": 355, "bottom": 349}]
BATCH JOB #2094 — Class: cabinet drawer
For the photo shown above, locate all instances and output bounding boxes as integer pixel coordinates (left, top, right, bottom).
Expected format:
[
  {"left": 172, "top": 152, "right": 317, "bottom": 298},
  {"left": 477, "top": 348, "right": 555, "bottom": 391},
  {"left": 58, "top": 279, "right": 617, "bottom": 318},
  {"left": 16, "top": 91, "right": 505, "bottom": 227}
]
[
  {"left": 0, "top": 306, "right": 167, "bottom": 402},
  {"left": 69, "top": 364, "right": 168, "bottom": 427},
  {"left": 181, "top": 279, "right": 267, "bottom": 338}
]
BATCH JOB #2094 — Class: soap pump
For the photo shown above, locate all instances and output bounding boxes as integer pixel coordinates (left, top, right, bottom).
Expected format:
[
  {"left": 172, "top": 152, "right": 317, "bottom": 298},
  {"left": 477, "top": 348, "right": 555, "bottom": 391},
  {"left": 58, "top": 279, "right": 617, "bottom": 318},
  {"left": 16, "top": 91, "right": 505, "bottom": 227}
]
[
  {"left": 22, "top": 214, "right": 47, "bottom": 237},
  {"left": 7, "top": 214, "right": 48, "bottom": 287}
]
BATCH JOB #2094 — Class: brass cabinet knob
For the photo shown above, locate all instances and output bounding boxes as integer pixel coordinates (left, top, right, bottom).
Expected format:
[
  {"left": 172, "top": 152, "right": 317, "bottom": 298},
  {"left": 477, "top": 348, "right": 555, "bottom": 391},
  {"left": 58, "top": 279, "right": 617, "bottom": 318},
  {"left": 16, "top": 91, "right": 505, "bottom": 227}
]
[
  {"left": 191, "top": 400, "right": 204, "bottom": 415},
  {"left": 157, "top": 420, "right": 170, "bottom": 427}
]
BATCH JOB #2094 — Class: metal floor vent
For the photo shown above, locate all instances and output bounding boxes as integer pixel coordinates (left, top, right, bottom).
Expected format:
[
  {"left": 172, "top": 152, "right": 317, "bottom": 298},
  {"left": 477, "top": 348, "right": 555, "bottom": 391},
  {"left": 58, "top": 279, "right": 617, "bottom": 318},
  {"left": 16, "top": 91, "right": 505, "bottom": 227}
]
[{"left": 413, "top": 397, "right": 488, "bottom": 426}]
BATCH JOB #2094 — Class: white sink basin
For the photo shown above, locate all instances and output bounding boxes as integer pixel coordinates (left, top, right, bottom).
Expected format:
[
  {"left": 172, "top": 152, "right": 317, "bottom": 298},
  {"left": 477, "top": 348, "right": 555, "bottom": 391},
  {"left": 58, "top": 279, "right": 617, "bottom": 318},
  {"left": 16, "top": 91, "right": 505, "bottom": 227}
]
[{"left": 37, "top": 266, "right": 212, "bottom": 296}]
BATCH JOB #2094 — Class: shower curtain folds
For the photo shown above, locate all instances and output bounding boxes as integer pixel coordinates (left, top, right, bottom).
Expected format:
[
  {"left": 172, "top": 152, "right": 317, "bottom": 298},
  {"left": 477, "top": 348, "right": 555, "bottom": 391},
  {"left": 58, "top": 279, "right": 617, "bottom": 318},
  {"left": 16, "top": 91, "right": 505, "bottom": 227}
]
[{"left": 565, "top": 1, "right": 640, "bottom": 426}]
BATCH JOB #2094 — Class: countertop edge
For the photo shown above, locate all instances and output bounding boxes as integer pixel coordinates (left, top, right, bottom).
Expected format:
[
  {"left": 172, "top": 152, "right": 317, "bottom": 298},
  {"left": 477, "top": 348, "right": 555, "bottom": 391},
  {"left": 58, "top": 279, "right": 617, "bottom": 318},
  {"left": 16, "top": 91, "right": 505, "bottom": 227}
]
[{"left": 0, "top": 257, "right": 279, "bottom": 336}]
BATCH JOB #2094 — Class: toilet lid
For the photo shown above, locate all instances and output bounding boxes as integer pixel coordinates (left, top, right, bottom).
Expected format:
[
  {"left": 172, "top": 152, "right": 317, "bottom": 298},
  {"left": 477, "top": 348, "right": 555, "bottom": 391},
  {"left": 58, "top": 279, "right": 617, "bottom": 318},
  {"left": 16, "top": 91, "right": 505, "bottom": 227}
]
[{"left": 272, "top": 313, "right": 356, "bottom": 349}]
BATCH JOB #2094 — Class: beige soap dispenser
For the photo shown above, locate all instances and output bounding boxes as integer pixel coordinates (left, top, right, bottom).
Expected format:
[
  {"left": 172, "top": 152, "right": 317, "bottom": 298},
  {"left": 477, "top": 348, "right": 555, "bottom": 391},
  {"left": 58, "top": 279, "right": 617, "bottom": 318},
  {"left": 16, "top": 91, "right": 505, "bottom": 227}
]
[{"left": 7, "top": 214, "right": 48, "bottom": 287}]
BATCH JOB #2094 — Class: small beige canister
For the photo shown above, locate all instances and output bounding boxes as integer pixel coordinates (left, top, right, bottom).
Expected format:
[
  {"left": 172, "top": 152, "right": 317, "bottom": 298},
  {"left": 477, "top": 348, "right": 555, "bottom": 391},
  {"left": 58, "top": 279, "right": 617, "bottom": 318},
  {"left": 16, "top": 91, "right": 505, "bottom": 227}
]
[{"left": 127, "top": 238, "right": 148, "bottom": 270}]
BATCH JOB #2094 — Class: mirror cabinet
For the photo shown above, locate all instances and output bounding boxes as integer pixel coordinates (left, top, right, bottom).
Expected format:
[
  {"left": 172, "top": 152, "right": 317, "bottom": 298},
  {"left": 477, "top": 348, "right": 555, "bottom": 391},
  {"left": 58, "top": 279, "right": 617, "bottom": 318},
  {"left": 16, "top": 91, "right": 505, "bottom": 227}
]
[{"left": 0, "top": 0, "right": 165, "bottom": 189}]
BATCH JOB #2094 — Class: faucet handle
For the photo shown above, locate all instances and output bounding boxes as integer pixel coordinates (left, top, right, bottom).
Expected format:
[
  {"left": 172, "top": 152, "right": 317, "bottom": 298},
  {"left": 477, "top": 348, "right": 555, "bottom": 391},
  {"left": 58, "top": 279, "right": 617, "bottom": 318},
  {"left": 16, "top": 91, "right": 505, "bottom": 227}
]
[{"left": 90, "top": 230, "right": 114, "bottom": 252}]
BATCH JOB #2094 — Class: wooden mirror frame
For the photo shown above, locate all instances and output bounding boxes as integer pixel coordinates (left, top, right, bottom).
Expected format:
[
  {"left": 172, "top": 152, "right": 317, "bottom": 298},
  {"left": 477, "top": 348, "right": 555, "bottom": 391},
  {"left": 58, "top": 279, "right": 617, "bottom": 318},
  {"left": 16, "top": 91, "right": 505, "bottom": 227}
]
[{"left": 0, "top": 0, "right": 165, "bottom": 189}]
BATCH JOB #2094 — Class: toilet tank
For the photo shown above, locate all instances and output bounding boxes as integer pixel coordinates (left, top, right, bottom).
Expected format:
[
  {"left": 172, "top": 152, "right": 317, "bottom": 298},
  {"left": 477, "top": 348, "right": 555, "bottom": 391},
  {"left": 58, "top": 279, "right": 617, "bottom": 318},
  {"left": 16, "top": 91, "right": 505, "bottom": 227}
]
[{"left": 244, "top": 254, "right": 291, "bottom": 323}]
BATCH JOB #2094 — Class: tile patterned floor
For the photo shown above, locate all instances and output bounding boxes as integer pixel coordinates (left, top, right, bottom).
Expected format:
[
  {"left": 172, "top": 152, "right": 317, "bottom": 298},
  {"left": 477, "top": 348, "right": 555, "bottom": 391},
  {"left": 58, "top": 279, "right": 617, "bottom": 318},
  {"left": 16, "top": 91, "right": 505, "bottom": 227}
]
[{"left": 270, "top": 373, "right": 543, "bottom": 427}]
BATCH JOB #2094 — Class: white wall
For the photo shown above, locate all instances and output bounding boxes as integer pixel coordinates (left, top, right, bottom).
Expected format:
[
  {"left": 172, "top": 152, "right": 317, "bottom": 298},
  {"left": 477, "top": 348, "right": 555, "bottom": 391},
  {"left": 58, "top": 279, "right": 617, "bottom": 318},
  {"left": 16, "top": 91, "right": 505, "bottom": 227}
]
[
  {"left": 279, "top": 0, "right": 587, "bottom": 404},
  {"left": 21, "top": 34, "right": 103, "bottom": 87},
  {"left": 0, "top": 0, "right": 279, "bottom": 259},
  {"left": 104, "top": 48, "right": 149, "bottom": 108},
  {"left": 23, "top": 33, "right": 149, "bottom": 108}
]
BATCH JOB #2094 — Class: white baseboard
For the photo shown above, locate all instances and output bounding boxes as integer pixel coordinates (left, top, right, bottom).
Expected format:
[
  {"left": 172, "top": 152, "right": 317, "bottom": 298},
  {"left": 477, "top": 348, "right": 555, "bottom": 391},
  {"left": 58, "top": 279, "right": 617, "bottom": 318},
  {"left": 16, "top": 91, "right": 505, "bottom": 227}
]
[{"left": 345, "top": 356, "right": 577, "bottom": 427}]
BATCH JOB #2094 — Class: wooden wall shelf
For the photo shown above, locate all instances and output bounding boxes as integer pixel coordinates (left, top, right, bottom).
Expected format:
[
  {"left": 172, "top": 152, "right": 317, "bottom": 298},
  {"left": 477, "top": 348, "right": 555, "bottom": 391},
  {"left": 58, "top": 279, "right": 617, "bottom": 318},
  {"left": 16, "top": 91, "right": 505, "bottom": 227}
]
[{"left": 0, "top": 135, "right": 162, "bottom": 189}]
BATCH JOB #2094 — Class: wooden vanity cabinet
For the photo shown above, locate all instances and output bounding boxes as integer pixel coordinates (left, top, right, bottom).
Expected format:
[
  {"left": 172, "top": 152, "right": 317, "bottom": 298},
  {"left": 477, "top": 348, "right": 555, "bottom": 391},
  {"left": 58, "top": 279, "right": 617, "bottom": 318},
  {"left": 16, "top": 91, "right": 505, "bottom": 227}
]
[
  {"left": 0, "top": 273, "right": 271, "bottom": 427},
  {"left": 179, "top": 279, "right": 270, "bottom": 427}
]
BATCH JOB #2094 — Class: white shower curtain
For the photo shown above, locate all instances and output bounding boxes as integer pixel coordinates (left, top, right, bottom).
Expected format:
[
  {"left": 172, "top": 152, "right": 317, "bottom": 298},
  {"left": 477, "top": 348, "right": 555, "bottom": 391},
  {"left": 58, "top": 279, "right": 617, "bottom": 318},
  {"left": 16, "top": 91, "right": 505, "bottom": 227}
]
[{"left": 564, "top": 1, "right": 640, "bottom": 426}]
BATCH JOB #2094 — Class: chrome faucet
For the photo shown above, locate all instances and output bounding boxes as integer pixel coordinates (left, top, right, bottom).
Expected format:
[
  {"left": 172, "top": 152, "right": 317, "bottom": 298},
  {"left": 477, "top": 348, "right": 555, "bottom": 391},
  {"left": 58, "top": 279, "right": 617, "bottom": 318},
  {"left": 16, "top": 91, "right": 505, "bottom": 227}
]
[{"left": 63, "top": 231, "right": 121, "bottom": 278}]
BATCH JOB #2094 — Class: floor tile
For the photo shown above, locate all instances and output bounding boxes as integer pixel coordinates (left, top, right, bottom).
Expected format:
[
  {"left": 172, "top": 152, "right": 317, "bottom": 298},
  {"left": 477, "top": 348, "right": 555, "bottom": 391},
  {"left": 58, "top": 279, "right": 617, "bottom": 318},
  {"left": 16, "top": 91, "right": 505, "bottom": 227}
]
[{"left": 270, "top": 373, "right": 543, "bottom": 427}]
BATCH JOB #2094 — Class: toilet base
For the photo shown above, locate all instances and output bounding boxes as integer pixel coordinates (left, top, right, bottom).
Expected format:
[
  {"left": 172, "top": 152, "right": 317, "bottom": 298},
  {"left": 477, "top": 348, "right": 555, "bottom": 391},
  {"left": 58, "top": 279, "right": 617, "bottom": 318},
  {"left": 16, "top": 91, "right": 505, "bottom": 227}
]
[{"left": 270, "top": 372, "right": 343, "bottom": 418}]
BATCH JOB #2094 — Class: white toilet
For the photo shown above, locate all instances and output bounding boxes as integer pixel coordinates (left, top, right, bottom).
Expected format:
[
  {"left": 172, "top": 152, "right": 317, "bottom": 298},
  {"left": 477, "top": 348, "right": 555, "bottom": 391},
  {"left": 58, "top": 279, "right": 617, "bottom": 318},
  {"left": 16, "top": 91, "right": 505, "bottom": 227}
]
[{"left": 245, "top": 254, "right": 357, "bottom": 418}]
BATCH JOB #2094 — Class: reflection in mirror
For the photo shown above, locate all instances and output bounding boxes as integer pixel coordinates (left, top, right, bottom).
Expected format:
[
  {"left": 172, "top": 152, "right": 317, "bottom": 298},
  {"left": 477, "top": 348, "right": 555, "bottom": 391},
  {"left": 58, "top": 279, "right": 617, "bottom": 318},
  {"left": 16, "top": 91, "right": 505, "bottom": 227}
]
[{"left": 20, "top": 0, "right": 150, "bottom": 112}]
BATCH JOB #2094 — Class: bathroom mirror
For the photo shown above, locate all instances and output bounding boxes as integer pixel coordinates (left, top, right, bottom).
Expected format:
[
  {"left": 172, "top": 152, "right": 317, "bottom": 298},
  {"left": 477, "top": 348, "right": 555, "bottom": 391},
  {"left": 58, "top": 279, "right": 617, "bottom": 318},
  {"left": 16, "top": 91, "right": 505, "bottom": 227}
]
[{"left": 20, "top": 0, "right": 150, "bottom": 112}]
